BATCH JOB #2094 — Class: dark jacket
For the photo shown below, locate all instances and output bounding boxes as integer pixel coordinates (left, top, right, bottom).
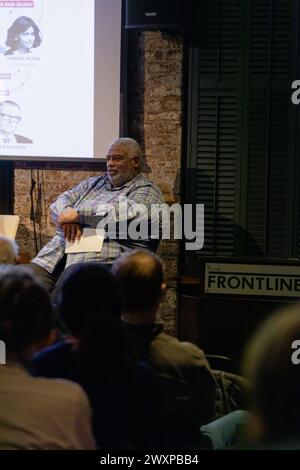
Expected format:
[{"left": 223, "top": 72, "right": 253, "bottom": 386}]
[{"left": 30, "top": 341, "right": 163, "bottom": 449}]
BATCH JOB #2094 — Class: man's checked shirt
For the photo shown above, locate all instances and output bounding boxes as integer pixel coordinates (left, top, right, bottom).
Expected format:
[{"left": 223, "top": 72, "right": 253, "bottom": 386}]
[{"left": 32, "top": 173, "right": 164, "bottom": 273}]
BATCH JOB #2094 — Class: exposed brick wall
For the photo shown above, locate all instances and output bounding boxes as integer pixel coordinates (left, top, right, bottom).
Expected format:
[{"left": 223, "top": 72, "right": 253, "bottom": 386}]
[
  {"left": 128, "top": 32, "right": 183, "bottom": 204},
  {"left": 14, "top": 31, "right": 184, "bottom": 335},
  {"left": 14, "top": 167, "right": 103, "bottom": 257}
]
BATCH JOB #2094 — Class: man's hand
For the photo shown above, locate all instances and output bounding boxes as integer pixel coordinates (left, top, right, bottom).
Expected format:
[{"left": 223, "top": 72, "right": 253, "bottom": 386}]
[
  {"left": 63, "top": 223, "right": 82, "bottom": 243},
  {"left": 58, "top": 208, "right": 79, "bottom": 226}
]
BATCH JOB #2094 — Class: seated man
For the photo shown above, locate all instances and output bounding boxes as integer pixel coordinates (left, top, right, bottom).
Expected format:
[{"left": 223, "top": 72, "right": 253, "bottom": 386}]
[
  {"left": 0, "top": 266, "right": 95, "bottom": 449},
  {"left": 0, "top": 236, "right": 19, "bottom": 264},
  {"left": 112, "top": 250, "right": 217, "bottom": 437},
  {"left": 31, "top": 138, "right": 164, "bottom": 290},
  {"left": 30, "top": 262, "right": 163, "bottom": 450}
]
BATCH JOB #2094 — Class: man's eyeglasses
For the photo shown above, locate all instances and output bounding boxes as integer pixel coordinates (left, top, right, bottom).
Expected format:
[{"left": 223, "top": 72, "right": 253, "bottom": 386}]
[{"left": 0, "top": 112, "right": 22, "bottom": 123}]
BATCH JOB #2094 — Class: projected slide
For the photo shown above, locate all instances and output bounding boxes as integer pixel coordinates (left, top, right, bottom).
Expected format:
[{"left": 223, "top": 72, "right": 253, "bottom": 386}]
[{"left": 0, "top": 0, "right": 122, "bottom": 160}]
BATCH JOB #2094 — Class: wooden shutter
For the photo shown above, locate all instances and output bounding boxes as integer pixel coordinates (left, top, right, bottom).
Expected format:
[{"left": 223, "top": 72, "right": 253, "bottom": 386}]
[
  {"left": 183, "top": 0, "right": 298, "bottom": 275},
  {"left": 184, "top": 0, "right": 241, "bottom": 274},
  {"left": 245, "top": 0, "right": 295, "bottom": 258}
]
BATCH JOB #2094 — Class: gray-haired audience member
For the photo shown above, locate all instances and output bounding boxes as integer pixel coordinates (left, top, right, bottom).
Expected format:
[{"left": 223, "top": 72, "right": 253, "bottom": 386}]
[
  {"left": 242, "top": 305, "right": 300, "bottom": 449},
  {"left": 0, "top": 236, "right": 19, "bottom": 264},
  {"left": 30, "top": 137, "right": 164, "bottom": 291},
  {"left": 0, "top": 266, "right": 95, "bottom": 450}
]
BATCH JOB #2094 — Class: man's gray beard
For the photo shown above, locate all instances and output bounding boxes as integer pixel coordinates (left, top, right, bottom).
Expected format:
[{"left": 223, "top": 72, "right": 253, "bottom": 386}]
[{"left": 108, "top": 170, "right": 137, "bottom": 188}]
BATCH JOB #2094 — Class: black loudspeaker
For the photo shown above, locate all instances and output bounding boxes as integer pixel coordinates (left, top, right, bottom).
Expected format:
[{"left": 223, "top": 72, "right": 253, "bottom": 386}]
[{"left": 125, "top": 0, "right": 188, "bottom": 30}]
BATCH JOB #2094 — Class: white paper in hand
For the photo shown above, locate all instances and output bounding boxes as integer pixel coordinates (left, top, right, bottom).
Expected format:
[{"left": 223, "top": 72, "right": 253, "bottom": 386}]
[{"left": 65, "top": 228, "right": 105, "bottom": 254}]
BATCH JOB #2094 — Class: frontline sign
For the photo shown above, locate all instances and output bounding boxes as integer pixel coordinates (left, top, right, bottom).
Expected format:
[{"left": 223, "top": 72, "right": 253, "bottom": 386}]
[{"left": 205, "top": 263, "right": 300, "bottom": 298}]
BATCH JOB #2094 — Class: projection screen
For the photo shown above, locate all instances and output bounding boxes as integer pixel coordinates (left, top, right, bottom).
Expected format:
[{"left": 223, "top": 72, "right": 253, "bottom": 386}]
[{"left": 0, "top": 0, "right": 123, "bottom": 161}]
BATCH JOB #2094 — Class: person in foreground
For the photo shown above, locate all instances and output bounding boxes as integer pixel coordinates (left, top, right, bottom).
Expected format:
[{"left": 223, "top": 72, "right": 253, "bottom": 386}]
[
  {"left": 31, "top": 262, "right": 163, "bottom": 449},
  {"left": 31, "top": 137, "right": 164, "bottom": 290},
  {"left": 240, "top": 305, "right": 300, "bottom": 449},
  {"left": 0, "top": 266, "right": 95, "bottom": 450}
]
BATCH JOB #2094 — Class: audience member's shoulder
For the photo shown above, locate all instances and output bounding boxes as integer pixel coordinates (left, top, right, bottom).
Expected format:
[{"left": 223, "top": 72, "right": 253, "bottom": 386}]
[
  {"left": 32, "top": 374, "right": 90, "bottom": 408},
  {"left": 154, "top": 331, "right": 207, "bottom": 362},
  {"left": 180, "top": 341, "right": 207, "bottom": 359}
]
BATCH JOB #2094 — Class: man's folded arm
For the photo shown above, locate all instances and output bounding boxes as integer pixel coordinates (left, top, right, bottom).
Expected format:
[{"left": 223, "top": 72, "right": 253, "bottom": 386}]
[{"left": 50, "top": 177, "right": 100, "bottom": 223}]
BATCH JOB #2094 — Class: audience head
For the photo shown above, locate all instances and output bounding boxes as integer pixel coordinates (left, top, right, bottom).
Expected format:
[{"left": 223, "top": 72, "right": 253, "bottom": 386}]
[
  {"left": 242, "top": 305, "right": 300, "bottom": 444},
  {"left": 53, "top": 263, "right": 122, "bottom": 338},
  {"left": 112, "top": 249, "right": 166, "bottom": 319},
  {"left": 0, "top": 236, "right": 19, "bottom": 264},
  {"left": 52, "top": 263, "right": 132, "bottom": 368},
  {"left": 0, "top": 266, "right": 54, "bottom": 362}
]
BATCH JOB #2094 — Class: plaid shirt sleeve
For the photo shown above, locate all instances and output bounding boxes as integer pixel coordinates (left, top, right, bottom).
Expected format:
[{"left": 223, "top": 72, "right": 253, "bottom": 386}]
[{"left": 50, "top": 177, "right": 100, "bottom": 223}]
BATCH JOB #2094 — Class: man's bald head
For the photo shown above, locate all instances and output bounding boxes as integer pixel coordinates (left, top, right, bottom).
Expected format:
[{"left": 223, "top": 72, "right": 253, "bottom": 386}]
[
  {"left": 112, "top": 249, "right": 165, "bottom": 313},
  {"left": 0, "top": 236, "right": 19, "bottom": 265}
]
